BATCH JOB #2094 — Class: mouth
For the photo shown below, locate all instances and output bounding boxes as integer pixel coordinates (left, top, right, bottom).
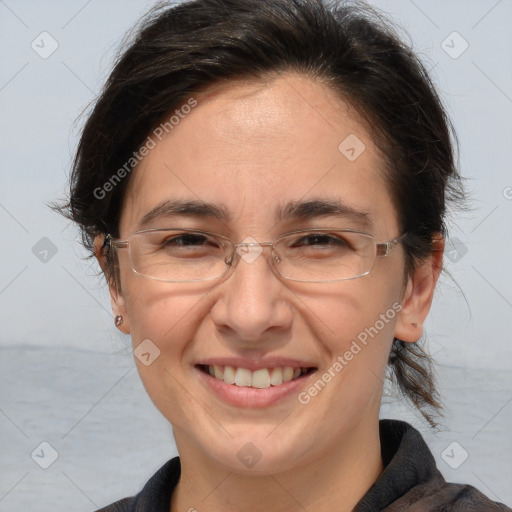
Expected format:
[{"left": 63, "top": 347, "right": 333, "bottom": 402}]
[{"left": 195, "top": 364, "right": 317, "bottom": 389}]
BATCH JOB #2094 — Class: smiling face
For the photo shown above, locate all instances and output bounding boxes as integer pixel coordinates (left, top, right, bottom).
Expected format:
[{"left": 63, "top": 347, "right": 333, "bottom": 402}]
[{"left": 97, "top": 73, "right": 434, "bottom": 476}]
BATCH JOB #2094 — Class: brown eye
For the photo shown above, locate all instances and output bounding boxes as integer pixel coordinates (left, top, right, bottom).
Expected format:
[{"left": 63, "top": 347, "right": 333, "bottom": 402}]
[
  {"left": 292, "top": 234, "right": 348, "bottom": 247},
  {"left": 162, "top": 233, "right": 210, "bottom": 247}
]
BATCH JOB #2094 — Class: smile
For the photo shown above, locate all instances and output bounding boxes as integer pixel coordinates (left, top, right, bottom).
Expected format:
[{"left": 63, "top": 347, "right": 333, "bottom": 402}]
[{"left": 197, "top": 364, "right": 316, "bottom": 388}]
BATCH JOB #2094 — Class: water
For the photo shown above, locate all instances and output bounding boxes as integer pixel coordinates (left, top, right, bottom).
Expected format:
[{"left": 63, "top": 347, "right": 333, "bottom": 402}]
[{"left": 1, "top": 346, "right": 510, "bottom": 511}]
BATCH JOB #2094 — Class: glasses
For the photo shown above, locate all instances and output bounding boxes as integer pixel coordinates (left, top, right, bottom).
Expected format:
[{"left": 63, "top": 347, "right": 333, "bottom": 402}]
[{"left": 105, "top": 228, "right": 406, "bottom": 283}]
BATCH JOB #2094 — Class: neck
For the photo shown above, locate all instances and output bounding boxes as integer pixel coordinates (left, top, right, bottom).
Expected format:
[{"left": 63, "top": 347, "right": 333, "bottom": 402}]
[{"left": 170, "top": 418, "right": 384, "bottom": 512}]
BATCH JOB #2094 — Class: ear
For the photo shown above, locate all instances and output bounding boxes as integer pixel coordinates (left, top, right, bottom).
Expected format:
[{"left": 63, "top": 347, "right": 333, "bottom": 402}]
[
  {"left": 93, "top": 235, "right": 131, "bottom": 334},
  {"left": 394, "top": 234, "right": 444, "bottom": 343}
]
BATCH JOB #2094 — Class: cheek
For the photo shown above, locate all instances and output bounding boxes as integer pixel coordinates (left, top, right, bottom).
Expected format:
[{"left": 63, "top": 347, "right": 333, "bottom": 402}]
[
  {"left": 302, "top": 266, "right": 403, "bottom": 345},
  {"left": 301, "top": 291, "right": 400, "bottom": 416},
  {"left": 322, "top": 296, "right": 397, "bottom": 385},
  {"left": 124, "top": 280, "right": 211, "bottom": 345},
  {"left": 122, "top": 284, "right": 215, "bottom": 426},
  {"left": 298, "top": 268, "right": 404, "bottom": 398}
]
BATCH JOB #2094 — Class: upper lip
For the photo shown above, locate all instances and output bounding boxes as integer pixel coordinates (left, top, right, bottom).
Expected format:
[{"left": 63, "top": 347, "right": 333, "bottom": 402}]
[{"left": 195, "top": 357, "right": 318, "bottom": 371}]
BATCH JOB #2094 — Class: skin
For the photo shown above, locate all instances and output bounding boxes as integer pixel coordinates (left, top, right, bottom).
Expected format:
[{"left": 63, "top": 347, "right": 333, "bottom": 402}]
[{"left": 94, "top": 72, "right": 443, "bottom": 512}]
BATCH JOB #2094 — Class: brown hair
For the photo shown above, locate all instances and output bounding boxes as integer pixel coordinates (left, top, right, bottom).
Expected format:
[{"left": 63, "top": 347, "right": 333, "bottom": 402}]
[{"left": 56, "top": 0, "right": 465, "bottom": 427}]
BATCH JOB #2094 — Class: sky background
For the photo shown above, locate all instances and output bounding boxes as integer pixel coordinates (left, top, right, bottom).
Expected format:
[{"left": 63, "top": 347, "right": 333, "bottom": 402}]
[{"left": 0, "top": 1, "right": 511, "bottom": 510}]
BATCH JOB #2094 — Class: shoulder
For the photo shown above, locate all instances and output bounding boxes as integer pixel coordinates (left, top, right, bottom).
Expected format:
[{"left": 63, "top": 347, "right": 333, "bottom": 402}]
[
  {"left": 94, "top": 457, "right": 181, "bottom": 512},
  {"left": 386, "top": 480, "right": 512, "bottom": 511},
  {"left": 95, "top": 497, "right": 135, "bottom": 512},
  {"left": 356, "top": 420, "right": 511, "bottom": 511}
]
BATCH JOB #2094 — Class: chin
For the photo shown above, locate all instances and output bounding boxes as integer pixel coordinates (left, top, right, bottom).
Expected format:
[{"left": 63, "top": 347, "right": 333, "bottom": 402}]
[{"left": 195, "top": 429, "right": 311, "bottom": 476}]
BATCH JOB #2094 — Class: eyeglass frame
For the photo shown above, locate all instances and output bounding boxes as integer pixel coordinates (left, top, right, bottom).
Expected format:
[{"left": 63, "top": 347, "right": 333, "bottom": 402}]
[{"left": 103, "top": 227, "right": 407, "bottom": 283}]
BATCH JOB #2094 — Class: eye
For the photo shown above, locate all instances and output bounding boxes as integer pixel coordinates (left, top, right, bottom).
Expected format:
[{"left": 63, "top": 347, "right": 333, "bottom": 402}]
[
  {"left": 151, "top": 231, "right": 224, "bottom": 259},
  {"left": 162, "top": 233, "right": 212, "bottom": 247},
  {"left": 291, "top": 233, "right": 351, "bottom": 248},
  {"left": 281, "top": 231, "right": 358, "bottom": 261}
]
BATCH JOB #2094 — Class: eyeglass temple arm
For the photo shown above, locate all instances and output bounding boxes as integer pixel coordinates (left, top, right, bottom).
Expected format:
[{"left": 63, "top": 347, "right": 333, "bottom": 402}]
[
  {"left": 102, "top": 234, "right": 129, "bottom": 252},
  {"left": 376, "top": 233, "right": 407, "bottom": 257}
]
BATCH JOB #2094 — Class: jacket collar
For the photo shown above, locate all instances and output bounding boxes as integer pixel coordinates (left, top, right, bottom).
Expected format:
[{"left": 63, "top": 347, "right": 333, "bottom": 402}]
[{"left": 355, "top": 419, "right": 444, "bottom": 510}]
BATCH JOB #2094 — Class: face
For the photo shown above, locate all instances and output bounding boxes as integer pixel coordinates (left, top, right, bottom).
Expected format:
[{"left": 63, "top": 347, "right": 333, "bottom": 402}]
[{"left": 100, "top": 73, "right": 432, "bottom": 474}]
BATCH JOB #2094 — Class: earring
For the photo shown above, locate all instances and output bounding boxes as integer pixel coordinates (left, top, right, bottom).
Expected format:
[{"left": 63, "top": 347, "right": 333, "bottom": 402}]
[{"left": 114, "top": 315, "right": 124, "bottom": 326}]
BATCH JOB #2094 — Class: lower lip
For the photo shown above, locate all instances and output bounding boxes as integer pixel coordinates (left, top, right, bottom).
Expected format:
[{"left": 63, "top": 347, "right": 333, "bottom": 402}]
[{"left": 195, "top": 367, "right": 316, "bottom": 408}]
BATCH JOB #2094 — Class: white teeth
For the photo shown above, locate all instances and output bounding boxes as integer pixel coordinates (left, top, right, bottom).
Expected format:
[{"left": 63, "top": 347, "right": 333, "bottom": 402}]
[
  {"left": 204, "top": 365, "right": 310, "bottom": 388},
  {"left": 251, "top": 369, "right": 271, "bottom": 389},
  {"left": 223, "top": 365, "right": 236, "bottom": 384},
  {"left": 269, "top": 367, "right": 283, "bottom": 386},
  {"left": 213, "top": 365, "right": 223, "bottom": 380},
  {"left": 235, "top": 367, "right": 252, "bottom": 387},
  {"left": 282, "top": 367, "right": 294, "bottom": 382}
]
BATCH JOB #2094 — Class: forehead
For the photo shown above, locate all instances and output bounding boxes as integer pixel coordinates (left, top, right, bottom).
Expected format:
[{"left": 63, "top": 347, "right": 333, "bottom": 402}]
[{"left": 120, "top": 73, "right": 398, "bottom": 237}]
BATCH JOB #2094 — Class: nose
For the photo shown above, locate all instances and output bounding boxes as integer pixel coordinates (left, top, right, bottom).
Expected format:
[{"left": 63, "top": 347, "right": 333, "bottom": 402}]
[{"left": 209, "top": 243, "right": 293, "bottom": 345}]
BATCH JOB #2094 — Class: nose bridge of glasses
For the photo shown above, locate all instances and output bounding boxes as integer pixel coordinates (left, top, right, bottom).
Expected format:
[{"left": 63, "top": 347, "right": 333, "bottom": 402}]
[
  {"left": 225, "top": 240, "right": 278, "bottom": 268},
  {"left": 234, "top": 241, "right": 273, "bottom": 249}
]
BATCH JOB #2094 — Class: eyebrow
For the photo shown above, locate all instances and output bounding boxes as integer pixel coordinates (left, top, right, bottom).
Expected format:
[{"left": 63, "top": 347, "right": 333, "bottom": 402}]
[
  {"left": 137, "top": 198, "right": 373, "bottom": 230},
  {"left": 138, "top": 199, "right": 228, "bottom": 228},
  {"left": 277, "top": 199, "right": 373, "bottom": 229}
]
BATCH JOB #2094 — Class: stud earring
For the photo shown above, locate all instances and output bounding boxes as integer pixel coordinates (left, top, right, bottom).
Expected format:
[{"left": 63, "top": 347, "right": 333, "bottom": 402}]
[{"left": 114, "top": 315, "right": 124, "bottom": 326}]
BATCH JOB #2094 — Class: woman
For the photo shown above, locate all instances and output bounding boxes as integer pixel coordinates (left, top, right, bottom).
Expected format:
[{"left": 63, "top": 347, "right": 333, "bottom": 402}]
[{"left": 59, "top": 0, "right": 511, "bottom": 510}]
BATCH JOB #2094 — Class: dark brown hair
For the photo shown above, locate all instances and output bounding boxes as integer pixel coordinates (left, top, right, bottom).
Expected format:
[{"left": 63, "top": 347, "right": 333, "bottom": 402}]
[{"left": 56, "top": 0, "right": 465, "bottom": 427}]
